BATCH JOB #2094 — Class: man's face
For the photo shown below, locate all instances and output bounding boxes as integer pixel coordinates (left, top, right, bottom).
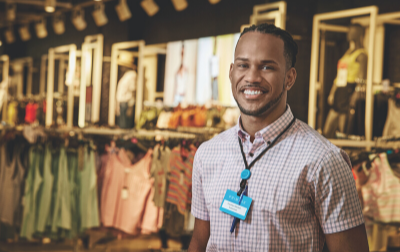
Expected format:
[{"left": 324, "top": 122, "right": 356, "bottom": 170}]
[{"left": 230, "top": 32, "right": 290, "bottom": 117}]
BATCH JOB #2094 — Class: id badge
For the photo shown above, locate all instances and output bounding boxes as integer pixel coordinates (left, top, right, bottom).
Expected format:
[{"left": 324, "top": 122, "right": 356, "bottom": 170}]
[{"left": 220, "top": 189, "right": 252, "bottom": 220}]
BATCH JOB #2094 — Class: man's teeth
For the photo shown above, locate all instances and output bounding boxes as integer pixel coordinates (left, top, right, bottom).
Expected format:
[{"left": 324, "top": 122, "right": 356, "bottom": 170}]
[{"left": 244, "top": 90, "right": 262, "bottom": 95}]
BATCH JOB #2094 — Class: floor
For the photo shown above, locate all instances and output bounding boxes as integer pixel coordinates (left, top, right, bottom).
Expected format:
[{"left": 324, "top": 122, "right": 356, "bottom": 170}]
[{"left": 0, "top": 234, "right": 186, "bottom": 252}]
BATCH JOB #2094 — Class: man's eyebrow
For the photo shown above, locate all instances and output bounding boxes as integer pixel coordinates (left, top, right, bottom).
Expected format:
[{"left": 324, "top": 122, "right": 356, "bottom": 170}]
[{"left": 234, "top": 58, "right": 278, "bottom": 65}]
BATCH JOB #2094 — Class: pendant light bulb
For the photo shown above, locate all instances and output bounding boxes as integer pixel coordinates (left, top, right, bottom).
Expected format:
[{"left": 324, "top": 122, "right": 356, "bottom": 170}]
[{"left": 45, "top": 0, "right": 56, "bottom": 13}]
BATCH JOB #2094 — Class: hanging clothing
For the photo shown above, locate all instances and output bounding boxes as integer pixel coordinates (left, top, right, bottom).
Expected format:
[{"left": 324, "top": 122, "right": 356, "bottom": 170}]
[
  {"left": 382, "top": 98, "right": 400, "bottom": 137},
  {"left": 114, "top": 149, "right": 162, "bottom": 235},
  {"left": 166, "top": 145, "right": 197, "bottom": 215},
  {"left": 20, "top": 147, "right": 44, "bottom": 239},
  {"left": 362, "top": 153, "right": 400, "bottom": 223},
  {"left": 49, "top": 147, "right": 71, "bottom": 233},
  {"left": 150, "top": 145, "right": 171, "bottom": 208},
  {"left": 79, "top": 144, "right": 100, "bottom": 232},
  {"left": 67, "top": 149, "right": 80, "bottom": 237},
  {"left": 36, "top": 145, "right": 54, "bottom": 233},
  {"left": 0, "top": 144, "right": 25, "bottom": 226},
  {"left": 100, "top": 146, "right": 131, "bottom": 226}
]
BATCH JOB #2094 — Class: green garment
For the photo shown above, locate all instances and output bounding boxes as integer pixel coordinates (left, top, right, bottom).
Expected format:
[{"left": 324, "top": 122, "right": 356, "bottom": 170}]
[
  {"left": 79, "top": 145, "right": 100, "bottom": 231},
  {"left": 36, "top": 145, "right": 54, "bottom": 233},
  {"left": 67, "top": 149, "right": 80, "bottom": 237},
  {"left": 50, "top": 147, "right": 71, "bottom": 233},
  {"left": 20, "top": 147, "right": 43, "bottom": 239}
]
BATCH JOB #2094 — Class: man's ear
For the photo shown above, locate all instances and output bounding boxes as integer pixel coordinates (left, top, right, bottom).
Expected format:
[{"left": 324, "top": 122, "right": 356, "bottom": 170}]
[
  {"left": 285, "top": 67, "right": 297, "bottom": 90},
  {"left": 229, "top": 63, "right": 234, "bottom": 82}
]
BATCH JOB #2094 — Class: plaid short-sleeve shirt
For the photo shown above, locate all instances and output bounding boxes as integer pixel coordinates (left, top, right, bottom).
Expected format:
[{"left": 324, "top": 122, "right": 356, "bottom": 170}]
[{"left": 191, "top": 106, "right": 364, "bottom": 251}]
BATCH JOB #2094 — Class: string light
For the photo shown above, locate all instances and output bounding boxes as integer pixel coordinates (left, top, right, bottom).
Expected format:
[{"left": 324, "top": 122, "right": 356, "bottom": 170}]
[
  {"left": 45, "top": 0, "right": 56, "bottom": 13},
  {"left": 171, "top": 0, "right": 188, "bottom": 11},
  {"left": 116, "top": 0, "right": 132, "bottom": 21},
  {"left": 140, "top": 0, "right": 159, "bottom": 17}
]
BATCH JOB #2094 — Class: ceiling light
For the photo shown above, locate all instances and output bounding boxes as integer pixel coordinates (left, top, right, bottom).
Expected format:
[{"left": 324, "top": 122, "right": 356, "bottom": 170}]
[
  {"left": 72, "top": 8, "right": 87, "bottom": 31},
  {"left": 171, "top": 0, "right": 188, "bottom": 11},
  {"left": 6, "top": 3, "right": 17, "bottom": 22},
  {"left": 4, "top": 26, "right": 15, "bottom": 44},
  {"left": 209, "top": 0, "right": 221, "bottom": 4},
  {"left": 92, "top": 2, "right": 108, "bottom": 27},
  {"left": 0, "top": 40, "right": 2, "bottom": 46},
  {"left": 116, "top": 0, "right": 132, "bottom": 21},
  {"left": 140, "top": 0, "right": 159, "bottom": 17},
  {"left": 18, "top": 24, "right": 31, "bottom": 41},
  {"left": 35, "top": 18, "right": 48, "bottom": 38},
  {"left": 45, "top": 0, "right": 56, "bottom": 13},
  {"left": 53, "top": 12, "right": 65, "bottom": 35}
]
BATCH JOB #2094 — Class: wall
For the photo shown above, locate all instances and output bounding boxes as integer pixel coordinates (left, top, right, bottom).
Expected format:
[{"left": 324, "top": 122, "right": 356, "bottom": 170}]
[{"left": 1, "top": 0, "right": 400, "bottom": 125}]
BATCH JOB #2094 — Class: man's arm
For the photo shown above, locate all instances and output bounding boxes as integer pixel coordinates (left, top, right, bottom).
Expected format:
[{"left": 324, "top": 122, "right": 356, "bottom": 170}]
[
  {"left": 188, "top": 218, "right": 210, "bottom": 252},
  {"left": 325, "top": 224, "right": 369, "bottom": 252}
]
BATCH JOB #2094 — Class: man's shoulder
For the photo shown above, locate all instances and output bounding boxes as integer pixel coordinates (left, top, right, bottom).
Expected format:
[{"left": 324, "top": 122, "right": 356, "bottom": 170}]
[
  {"left": 293, "top": 119, "right": 341, "bottom": 156},
  {"left": 196, "top": 127, "right": 236, "bottom": 156}
]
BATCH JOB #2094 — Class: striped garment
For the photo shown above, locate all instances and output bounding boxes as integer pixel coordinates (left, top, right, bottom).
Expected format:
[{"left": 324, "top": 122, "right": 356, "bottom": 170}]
[
  {"left": 166, "top": 145, "right": 197, "bottom": 215},
  {"left": 191, "top": 105, "right": 364, "bottom": 251},
  {"left": 362, "top": 152, "right": 400, "bottom": 223}
]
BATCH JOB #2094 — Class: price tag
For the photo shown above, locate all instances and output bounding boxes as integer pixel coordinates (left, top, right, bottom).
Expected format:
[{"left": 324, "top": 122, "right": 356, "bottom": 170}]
[{"left": 122, "top": 187, "right": 129, "bottom": 199}]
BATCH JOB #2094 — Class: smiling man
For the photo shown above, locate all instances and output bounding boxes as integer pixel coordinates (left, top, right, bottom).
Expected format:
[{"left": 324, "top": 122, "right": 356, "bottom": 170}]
[{"left": 188, "top": 24, "right": 369, "bottom": 252}]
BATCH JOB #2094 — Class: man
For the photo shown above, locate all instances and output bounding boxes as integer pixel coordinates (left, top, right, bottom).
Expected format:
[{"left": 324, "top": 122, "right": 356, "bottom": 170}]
[{"left": 188, "top": 23, "right": 369, "bottom": 252}]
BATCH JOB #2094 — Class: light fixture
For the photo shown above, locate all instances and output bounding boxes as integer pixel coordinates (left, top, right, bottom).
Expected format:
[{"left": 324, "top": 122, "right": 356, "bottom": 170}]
[
  {"left": 209, "top": 0, "right": 221, "bottom": 4},
  {"left": 116, "top": 0, "right": 132, "bottom": 21},
  {"left": 171, "top": 0, "right": 188, "bottom": 11},
  {"left": 0, "top": 40, "right": 2, "bottom": 46},
  {"left": 53, "top": 12, "right": 65, "bottom": 35},
  {"left": 35, "top": 17, "right": 48, "bottom": 38},
  {"left": 4, "top": 26, "right": 15, "bottom": 44},
  {"left": 6, "top": 3, "right": 17, "bottom": 22},
  {"left": 45, "top": 0, "right": 56, "bottom": 13},
  {"left": 72, "top": 8, "right": 87, "bottom": 31},
  {"left": 92, "top": 2, "right": 108, "bottom": 26},
  {"left": 140, "top": 0, "right": 159, "bottom": 17},
  {"left": 18, "top": 24, "right": 31, "bottom": 41}
]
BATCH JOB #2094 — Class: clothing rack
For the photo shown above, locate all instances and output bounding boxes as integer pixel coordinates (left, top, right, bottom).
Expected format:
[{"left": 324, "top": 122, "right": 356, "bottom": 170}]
[{"left": 331, "top": 137, "right": 400, "bottom": 150}]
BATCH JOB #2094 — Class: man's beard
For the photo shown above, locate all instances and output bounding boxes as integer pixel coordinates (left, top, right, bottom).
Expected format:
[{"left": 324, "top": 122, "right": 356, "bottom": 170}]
[{"left": 235, "top": 83, "right": 285, "bottom": 117}]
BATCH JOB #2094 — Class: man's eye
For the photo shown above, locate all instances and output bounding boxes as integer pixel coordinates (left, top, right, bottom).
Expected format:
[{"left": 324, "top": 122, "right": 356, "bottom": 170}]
[
  {"left": 262, "top": 66, "right": 273, "bottom": 70},
  {"left": 238, "top": 64, "right": 248, "bottom": 68}
]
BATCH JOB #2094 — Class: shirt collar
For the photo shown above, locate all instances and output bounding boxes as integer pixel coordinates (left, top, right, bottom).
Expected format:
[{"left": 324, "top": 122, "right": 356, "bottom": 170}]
[{"left": 235, "top": 105, "right": 295, "bottom": 144}]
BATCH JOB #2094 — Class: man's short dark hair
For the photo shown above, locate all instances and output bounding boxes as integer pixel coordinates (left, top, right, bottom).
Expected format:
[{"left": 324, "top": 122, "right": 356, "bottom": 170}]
[{"left": 239, "top": 23, "right": 298, "bottom": 69}]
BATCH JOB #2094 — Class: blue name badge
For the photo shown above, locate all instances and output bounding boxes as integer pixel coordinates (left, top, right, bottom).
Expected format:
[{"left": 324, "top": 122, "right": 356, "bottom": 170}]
[{"left": 219, "top": 189, "right": 252, "bottom": 220}]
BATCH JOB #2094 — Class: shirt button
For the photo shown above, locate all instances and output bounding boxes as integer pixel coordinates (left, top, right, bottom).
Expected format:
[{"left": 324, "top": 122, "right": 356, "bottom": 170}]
[
  {"left": 249, "top": 153, "right": 254, "bottom": 157},
  {"left": 267, "top": 141, "right": 271, "bottom": 145}
]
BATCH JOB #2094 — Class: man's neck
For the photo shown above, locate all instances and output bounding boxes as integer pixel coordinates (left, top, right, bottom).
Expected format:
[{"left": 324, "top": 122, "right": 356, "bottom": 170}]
[{"left": 240, "top": 104, "right": 287, "bottom": 143}]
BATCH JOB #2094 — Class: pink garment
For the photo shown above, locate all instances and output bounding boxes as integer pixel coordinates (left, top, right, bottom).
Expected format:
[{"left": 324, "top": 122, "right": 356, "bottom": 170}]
[
  {"left": 100, "top": 144, "right": 131, "bottom": 227},
  {"left": 362, "top": 153, "right": 400, "bottom": 223},
  {"left": 113, "top": 149, "right": 163, "bottom": 235}
]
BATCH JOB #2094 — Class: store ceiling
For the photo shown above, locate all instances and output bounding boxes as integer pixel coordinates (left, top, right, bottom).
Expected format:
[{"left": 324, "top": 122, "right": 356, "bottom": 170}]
[{"left": 0, "top": 0, "right": 108, "bottom": 27}]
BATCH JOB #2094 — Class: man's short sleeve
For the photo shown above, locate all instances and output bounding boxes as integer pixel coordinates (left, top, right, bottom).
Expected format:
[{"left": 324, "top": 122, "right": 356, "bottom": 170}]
[
  {"left": 313, "top": 149, "right": 364, "bottom": 234},
  {"left": 191, "top": 148, "right": 210, "bottom": 221}
]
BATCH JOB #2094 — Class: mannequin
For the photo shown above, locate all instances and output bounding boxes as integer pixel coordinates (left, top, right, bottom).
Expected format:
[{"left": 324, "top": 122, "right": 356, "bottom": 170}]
[
  {"left": 116, "top": 55, "right": 137, "bottom": 129},
  {"left": 173, "top": 43, "right": 189, "bottom": 105},
  {"left": 323, "top": 24, "right": 367, "bottom": 138}
]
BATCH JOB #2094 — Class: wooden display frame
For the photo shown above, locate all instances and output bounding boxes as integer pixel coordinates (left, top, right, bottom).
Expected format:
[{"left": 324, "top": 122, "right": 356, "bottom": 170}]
[
  {"left": 0, "top": 55, "right": 9, "bottom": 121},
  {"left": 78, "top": 34, "right": 104, "bottom": 128},
  {"left": 45, "top": 44, "right": 77, "bottom": 128},
  {"left": 308, "top": 6, "right": 378, "bottom": 149},
  {"left": 10, "top": 57, "right": 33, "bottom": 99},
  {"left": 250, "top": 1, "right": 287, "bottom": 29},
  {"left": 108, "top": 40, "right": 145, "bottom": 126}
]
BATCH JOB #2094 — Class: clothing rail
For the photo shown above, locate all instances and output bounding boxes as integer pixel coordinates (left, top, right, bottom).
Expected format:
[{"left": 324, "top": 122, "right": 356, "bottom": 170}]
[
  {"left": 4, "top": 125, "right": 210, "bottom": 140},
  {"left": 330, "top": 139, "right": 400, "bottom": 149}
]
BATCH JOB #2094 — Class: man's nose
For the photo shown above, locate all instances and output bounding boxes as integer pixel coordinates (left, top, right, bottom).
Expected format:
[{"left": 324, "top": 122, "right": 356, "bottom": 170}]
[{"left": 244, "top": 66, "right": 262, "bottom": 84}]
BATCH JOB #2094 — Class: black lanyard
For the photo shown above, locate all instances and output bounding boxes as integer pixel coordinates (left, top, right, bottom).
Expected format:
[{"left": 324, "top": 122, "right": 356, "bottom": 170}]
[{"left": 237, "top": 116, "right": 296, "bottom": 196}]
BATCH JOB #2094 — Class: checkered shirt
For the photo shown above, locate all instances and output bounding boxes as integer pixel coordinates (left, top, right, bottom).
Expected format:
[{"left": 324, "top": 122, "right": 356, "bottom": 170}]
[{"left": 191, "top": 105, "right": 364, "bottom": 251}]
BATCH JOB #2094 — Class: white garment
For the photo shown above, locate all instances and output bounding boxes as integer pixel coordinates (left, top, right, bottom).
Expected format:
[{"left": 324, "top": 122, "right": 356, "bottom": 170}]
[
  {"left": 175, "top": 70, "right": 188, "bottom": 96},
  {"left": 382, "top": 98, "right": 400, "bottom": 137},
  {"left": 209, "top": 55, "right": 219, "bottom": 78},
  {"left": 116, "top": 70, "right": 137, "bottom": 103}
]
